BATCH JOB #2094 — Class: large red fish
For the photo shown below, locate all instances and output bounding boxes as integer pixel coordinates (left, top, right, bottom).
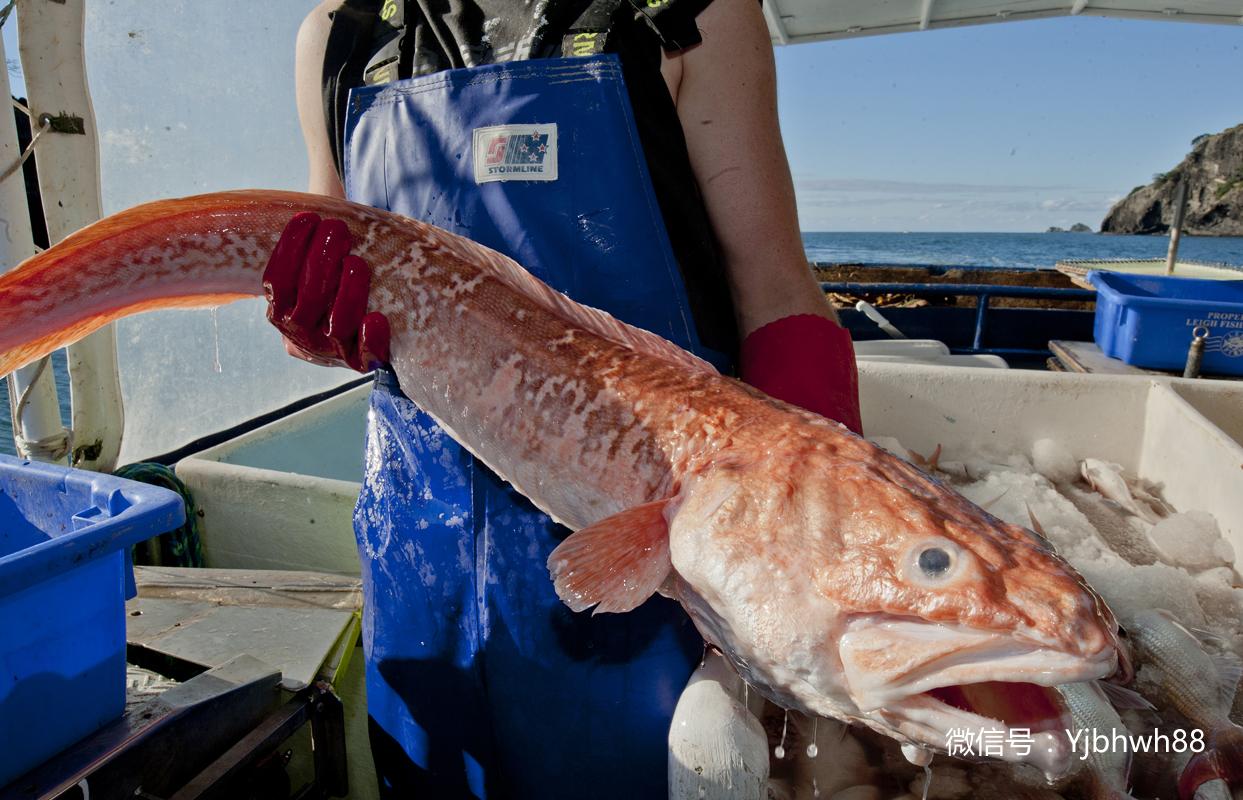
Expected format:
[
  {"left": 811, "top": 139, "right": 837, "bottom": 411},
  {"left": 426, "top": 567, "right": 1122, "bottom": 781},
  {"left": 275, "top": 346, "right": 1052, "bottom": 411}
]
[{"left": 0, "top": 190, "right": 1122, "bottom": 777}]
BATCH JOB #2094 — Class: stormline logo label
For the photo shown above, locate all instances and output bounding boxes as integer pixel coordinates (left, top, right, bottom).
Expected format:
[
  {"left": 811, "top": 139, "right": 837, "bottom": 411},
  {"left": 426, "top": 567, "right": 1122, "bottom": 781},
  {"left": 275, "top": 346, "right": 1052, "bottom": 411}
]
[
  {"left": 944, "top": 727, "right": 1205, "bottom": 760},
  {"left": 473, "top": 123, "right": 559, "bottom": 184}
]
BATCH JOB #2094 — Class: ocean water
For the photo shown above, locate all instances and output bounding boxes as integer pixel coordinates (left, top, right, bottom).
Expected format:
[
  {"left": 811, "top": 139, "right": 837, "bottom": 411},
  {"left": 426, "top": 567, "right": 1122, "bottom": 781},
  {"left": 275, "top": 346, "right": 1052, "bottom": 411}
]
[
  {"left": 803, "top": 231, "right": 1243, "bottom": 270},
  {"left": 4, "top": 232, "right": 1242, "bottom": 458}
]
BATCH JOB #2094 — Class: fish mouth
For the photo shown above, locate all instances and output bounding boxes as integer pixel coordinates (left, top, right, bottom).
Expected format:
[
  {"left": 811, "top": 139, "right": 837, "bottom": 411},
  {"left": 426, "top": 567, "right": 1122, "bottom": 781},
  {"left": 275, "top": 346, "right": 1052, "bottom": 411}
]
[
  {"left": 838, "top": 615, "right": 1116, "bottom": 779},
  {"left": 881, "top": 681, "right": 1075, "bottom": 780}
]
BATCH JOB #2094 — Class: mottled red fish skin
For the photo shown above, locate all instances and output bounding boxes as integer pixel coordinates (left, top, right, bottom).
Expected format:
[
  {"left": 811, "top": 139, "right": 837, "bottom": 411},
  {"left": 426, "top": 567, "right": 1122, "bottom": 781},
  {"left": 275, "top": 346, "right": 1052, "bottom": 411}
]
[
  {"left": 704, "top": 416, "right": 1115, "bottom": 658},
  {"left": 0, "top": 189, "right": 1118, "bottom": 664}
]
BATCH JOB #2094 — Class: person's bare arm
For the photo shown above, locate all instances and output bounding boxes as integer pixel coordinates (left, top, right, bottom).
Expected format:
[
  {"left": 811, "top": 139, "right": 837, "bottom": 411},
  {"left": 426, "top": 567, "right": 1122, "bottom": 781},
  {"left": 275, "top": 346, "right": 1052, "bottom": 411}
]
[
  {"left": 263, "top": 2, "right": 390, "bottom": 372},
  {"left": 296, "top": 1, "right": 347, "bottom": 199},
  {"left": 661, "top": 0, "right": 836, "bottom": 337}
]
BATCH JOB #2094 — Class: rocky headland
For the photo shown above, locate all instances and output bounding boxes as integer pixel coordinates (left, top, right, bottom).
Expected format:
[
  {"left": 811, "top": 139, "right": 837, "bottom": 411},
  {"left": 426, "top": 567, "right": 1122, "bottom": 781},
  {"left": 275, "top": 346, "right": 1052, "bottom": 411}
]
[{"left": 1101, "top": 124, "right": 1243, "bottom": 236}]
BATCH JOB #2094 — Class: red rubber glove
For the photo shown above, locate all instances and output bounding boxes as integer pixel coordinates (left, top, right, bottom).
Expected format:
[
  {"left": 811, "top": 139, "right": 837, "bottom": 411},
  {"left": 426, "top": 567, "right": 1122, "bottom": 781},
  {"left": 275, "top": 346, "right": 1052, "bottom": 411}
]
[
  {"left": 739, "top": 314, "right": 863, "bottom": 435},
  {"left": 262, "top": 212, "right": 391, "bottom": 372}
]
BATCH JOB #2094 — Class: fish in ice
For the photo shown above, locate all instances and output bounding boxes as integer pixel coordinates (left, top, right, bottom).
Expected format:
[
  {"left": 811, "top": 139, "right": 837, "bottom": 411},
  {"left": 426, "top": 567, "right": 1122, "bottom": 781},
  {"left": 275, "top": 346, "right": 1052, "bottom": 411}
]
[
  {"left": 0, "top": 190, "right": 1124, "bottom": 777},
  {"left": 1080, "top": 459, "right": 1170, "bottom": 525},
  {"left": 1125, "top": 609, "right": 1243, "bottom": 799},
  {"left": 1057, "top": 680, "right": 1139, "bottom": 800}
]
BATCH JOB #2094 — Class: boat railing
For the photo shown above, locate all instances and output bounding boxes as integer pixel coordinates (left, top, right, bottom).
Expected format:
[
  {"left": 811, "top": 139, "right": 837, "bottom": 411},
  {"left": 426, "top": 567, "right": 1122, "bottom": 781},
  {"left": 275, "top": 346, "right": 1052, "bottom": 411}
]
[{"left": 820, "top": 281, "right": 1097, "bottom": 359}]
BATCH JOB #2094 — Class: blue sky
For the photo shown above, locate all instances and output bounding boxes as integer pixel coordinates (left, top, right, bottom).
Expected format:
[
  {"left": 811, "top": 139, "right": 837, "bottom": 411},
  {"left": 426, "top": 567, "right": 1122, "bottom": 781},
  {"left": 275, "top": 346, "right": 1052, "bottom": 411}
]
[
  {"left": 5, "top": 12, "right": 1240, "bottom": 233},
  {"left": 776, "top": 16, "right": 1243, "bottom": 232}
]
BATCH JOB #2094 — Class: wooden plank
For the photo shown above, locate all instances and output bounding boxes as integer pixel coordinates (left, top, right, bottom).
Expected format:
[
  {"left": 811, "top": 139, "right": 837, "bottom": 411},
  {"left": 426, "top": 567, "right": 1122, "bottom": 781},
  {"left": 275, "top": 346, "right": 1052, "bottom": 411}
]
[
  {"left": 1047, "top": 340, "right": 1166, "bottom": 376},
  {"left": 127, "top": 598, "right": 355, "bottom": 691},
  {"left": 135, "top": 566, "right": 362, "bottom": 611},
  {"left": 1049, "top": 340, "right": 1243, "bottom": 381},
  {"left": 130, "top": 568, "right": 363, "bottom": 691},
  {"left": 1055, "top": 268, "right": 1097, "bottom": 291},
  {"left": 1056, "top": 260, "right": 1243, "bottom": 284}
]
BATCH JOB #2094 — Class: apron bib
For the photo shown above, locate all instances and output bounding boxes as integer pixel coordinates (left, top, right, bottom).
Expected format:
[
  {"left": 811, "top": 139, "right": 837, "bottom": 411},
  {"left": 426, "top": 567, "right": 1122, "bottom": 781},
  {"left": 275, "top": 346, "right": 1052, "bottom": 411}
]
[{"left": 344, "top": 55, "right": 726, "bottom": 798}]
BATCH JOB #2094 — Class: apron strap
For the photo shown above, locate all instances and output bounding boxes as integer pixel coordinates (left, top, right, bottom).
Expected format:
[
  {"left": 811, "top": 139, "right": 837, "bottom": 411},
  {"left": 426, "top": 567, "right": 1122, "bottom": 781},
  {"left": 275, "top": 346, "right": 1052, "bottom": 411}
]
[
  {"left": 566, "top": 0, "right": 718, "bottom": 56},
  {"left": 627, "top": 0, "right": 715, "bottom": 52},
  {"left": 322, "top": 0, "right": 386, "bottom": 179},
  {"left": 360, "top": 0, "right": 410, "bottom": 86},
  {"left": 562, "top": 0, "right": 625, "bottom": 57}
]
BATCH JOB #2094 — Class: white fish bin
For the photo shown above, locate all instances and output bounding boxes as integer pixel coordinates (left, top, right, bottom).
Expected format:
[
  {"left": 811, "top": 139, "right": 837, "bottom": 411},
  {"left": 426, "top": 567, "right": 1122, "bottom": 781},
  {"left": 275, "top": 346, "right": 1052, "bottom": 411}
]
[
  {"left": 672, "top": 363, "right": 1243, "bottom": 800},
  {"left": 175, "top": 385, "right": 371, "bottom": 574},
  {"left": 176, "top": 362, "right": 1243, "bottom": 799}
]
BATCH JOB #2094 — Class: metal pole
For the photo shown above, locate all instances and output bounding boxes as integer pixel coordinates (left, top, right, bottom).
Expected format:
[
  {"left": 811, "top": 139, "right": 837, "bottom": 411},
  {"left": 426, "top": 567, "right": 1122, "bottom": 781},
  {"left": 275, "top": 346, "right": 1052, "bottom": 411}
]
[
  {"left": 19, "top": 0, "right": 125, "bottom": 471},
  {"left": 1164, "top": 178, "right": 1189, "bottom": 275},
  {"left": 0, "top": 33, "right": 69, "bottom": 463},
  {"left": 972, "top": 294, "right": 991, "bottom": 351}
]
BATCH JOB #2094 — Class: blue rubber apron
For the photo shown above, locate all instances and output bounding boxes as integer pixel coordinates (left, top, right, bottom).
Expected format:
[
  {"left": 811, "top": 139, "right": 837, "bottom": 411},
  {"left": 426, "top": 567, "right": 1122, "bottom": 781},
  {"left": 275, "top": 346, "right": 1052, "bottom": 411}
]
[{"left": 344, "top": 55, "right": 726, "bottom": 799}]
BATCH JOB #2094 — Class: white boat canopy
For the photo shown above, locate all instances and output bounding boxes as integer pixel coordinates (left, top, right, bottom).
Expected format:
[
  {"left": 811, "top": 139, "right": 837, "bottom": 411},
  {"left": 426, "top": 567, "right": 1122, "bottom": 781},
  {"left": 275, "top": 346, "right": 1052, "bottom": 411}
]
[{"left": 762, "top": 0, "right": 1243, "bottom": 45}]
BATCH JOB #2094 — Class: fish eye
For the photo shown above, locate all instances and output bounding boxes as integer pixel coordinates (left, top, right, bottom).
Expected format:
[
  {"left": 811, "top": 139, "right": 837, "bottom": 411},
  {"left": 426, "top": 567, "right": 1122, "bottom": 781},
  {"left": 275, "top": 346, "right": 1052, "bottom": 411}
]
[
  {"left": 918, "top": 547, "right": 952, "bottom": 577},
  {"left": 904, "top": 538, "right": 962, "bottom": 586}
]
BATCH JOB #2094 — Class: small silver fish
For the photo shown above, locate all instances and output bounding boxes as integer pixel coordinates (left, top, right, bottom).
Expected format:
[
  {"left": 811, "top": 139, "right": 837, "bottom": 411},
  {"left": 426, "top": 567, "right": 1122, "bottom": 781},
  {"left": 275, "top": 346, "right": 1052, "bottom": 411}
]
[
  {"left": 1189, "top": 777, "right": 1232, "bottom": 800},
  {"left": 1126, "top": 609, "right": 1243, "bottom": 799},
  {"left": 1079, "top": 460, "right": 1167, "bottom": 524},
  {"left": 1058, "top": 681, "right": 1138, "bottom": 800}
]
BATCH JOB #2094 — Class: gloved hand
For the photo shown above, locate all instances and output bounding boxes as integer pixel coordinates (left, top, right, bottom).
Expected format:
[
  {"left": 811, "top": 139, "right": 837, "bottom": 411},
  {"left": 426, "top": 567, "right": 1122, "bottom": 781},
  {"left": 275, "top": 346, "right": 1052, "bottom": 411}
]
[
  {"left": 263, "top": 212, "right": 390, "bottom": 372},
  {"left": 738, "top": 314, "right": 863, "bottom": 435}
]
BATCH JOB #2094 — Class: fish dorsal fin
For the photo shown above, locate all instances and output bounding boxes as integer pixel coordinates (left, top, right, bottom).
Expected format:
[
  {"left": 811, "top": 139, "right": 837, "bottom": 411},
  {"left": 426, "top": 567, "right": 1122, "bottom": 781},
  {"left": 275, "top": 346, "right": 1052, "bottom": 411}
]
[
  {"left": 1187, "top": 624, "right": 1228, "bottom": 648},
  {"left": 546, "top": 499, "right": 673, "bottom": 615},
  {"left": 1025, "top": 502, "right": 1048, "bottom": 539},
  {"left": 431, "top": 232, "right": 716, "bottom": 375},
  {"left": 1212, "top": 652, "right": 1243, "bottom": 706},
  {"left": 1099, "top": 680, "right": 1156, "bottom": 711}
]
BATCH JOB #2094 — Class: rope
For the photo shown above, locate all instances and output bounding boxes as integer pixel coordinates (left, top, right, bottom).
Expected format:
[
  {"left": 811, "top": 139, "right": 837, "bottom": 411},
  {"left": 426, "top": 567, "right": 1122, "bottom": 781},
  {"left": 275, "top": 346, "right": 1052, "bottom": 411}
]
[
  {"left": 0, "top": 113, "right": 51, "bottom": 184},
  {"left": 114, "top": 462, "right": 205, "bottom": 568},
  {"left": 15, "top": 428, "right": 73, "bottom": 462},
  {"left": 6, "top": 360, "right": 73, "bottom": 463}
]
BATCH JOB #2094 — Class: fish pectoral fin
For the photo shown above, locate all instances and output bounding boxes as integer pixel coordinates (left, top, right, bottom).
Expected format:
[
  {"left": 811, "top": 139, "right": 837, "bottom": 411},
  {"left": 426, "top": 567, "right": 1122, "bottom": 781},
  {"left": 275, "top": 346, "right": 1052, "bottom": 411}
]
[
  {"left": 546, "top": 499, "right": 672, "bottom": 615},
  {"left": 1098, "top": 679, "right": 1155, "bottom": 711}
]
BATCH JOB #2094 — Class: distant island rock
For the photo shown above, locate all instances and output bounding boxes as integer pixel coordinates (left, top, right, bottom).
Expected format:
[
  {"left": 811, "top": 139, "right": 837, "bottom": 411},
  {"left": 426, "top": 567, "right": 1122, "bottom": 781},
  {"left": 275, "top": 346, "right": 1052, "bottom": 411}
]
[
  {"left": 1101, "top": 123, "right": 1243, "bottom": 236},
  {"left": 1046, "top": 223, "right": 1093, "bottom": 233}
]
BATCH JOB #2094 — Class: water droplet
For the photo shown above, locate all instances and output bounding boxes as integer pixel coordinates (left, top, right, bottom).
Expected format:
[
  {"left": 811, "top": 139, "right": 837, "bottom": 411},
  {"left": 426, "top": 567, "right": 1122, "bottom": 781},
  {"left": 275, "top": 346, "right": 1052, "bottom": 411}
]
[
  {"left": 210, "top": 307, "right": 222, "bottom": 373},
  {"left": 775, "top": 709, "right": 789, "bottom": 759},
  {"left": 806, "top": 717, "right": 819, "bottom": 758},
  {"left": 922, "top": 764, "right": 933, "bottom": 800},
  {"left": 806, "top": 742, "right": 818, "bottom": 758},
  {"left": 812, "top": 776, "right": 820, "bottom": 798}
]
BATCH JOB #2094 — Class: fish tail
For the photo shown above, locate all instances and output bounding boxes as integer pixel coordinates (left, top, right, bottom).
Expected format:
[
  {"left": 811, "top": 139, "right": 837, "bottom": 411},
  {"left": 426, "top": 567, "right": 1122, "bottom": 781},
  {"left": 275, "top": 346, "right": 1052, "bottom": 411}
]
[
  {"left": 0, "top": 189, "right": 352, "bottom": 376},
  {"left": 1178, "top": 725, "right": 1243, "bottom": 800}
]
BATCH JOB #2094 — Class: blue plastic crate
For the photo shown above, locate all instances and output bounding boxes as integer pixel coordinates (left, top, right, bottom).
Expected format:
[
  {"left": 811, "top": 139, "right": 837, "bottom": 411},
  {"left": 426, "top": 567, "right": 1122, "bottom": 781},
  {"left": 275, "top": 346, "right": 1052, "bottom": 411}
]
[
  {"left": 0, "top": 455, "right": 184, "bottom": 788},
  {"left": 1089, "top": 271, "right": 1243, "bottom": 375}
]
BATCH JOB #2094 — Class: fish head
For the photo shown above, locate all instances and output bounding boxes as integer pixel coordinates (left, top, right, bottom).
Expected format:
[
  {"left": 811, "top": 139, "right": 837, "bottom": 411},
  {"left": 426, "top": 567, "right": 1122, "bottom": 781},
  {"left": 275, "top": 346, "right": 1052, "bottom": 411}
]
[{"left": 668, "top": 429, "right": 1121, "bottom": 780}]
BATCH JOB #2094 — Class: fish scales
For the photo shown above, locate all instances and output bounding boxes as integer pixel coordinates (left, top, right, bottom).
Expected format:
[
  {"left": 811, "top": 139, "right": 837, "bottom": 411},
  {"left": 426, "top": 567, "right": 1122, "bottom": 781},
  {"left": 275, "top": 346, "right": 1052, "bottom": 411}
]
[{"left": 0, "top": 189, "right": 1124, "bottom": 777}]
